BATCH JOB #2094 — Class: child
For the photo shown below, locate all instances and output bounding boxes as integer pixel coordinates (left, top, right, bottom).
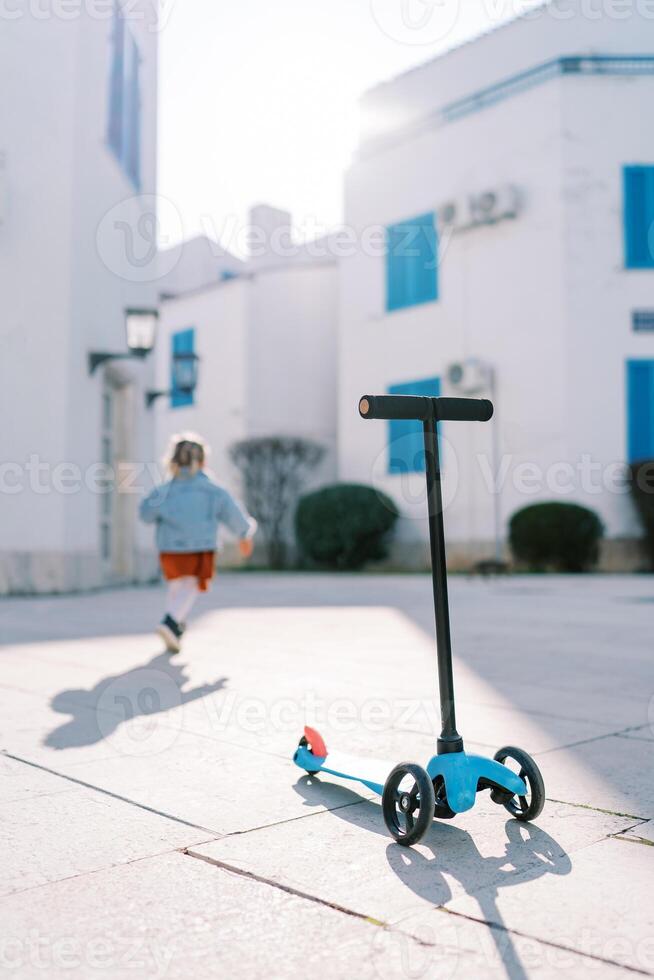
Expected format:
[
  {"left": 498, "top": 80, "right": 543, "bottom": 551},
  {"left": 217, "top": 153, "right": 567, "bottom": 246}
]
[{"left": 139, "top": 434, "right": 256, "bottom": 652}]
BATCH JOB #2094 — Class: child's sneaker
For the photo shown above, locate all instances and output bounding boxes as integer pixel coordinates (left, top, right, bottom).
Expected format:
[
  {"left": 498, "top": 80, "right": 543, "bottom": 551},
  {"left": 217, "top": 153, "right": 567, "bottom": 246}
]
[{"left": 158, "top": 614, "right": 183, "bottom": 653}]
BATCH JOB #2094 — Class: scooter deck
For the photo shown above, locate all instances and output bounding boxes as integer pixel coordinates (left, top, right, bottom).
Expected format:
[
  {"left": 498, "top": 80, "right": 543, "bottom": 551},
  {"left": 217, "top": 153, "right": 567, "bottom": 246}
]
[
  {"left": 294, "top": 745, "right": 392, "bottom": 796},
  {"left": 293, "top": 733, "right": 527, "bottom": 813}
]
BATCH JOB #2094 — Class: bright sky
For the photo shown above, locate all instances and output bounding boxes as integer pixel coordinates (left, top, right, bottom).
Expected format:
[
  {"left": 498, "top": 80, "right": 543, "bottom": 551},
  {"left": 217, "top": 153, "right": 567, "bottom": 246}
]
[{"left": 158, "top": 0, "right": 522, "bottom": 254}]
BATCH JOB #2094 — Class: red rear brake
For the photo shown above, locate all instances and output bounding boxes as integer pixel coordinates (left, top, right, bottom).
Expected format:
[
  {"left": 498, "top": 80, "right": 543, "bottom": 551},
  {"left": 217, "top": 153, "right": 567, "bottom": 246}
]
[{"left": 304, "top": 726, "right": 327, "bottom": 758}]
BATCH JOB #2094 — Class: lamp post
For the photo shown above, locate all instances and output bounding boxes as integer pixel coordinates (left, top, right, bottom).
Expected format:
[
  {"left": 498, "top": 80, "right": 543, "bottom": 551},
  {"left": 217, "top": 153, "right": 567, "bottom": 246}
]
[
  {"left": 88, "top": 309, "right": 159, "bottom": 374},
  {"left": 145, "top": 350, "right": 200, "bottom": 408}
]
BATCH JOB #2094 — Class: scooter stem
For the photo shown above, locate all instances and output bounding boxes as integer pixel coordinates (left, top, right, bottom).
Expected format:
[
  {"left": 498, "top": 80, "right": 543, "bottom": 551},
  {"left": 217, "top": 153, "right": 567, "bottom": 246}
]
[{"left": 423, "top": 418, "right": 464, "bottom": 755}]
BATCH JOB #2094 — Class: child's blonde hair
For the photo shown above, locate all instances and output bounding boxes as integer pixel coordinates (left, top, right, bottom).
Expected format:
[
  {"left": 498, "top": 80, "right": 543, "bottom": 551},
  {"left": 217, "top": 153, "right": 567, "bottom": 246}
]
[{"left": 165, "top": 432, "right": 209, "bottom": 477}]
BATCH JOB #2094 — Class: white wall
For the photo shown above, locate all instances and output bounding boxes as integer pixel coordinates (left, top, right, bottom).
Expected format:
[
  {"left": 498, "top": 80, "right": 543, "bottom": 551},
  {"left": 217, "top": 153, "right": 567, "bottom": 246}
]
[
  {"left": 66, "top": 2, "right": 159, "bottom": 565},
  {"left": 340, "top": 78, "right": 567, "bottom": 555},
  {"left": 247, "top": 261, "right": 338, "bottom": 481},
  {"left": 0, "top": 17, "right": 77, "bottom": 559},
  {"left": 154, "top": 256, "right": 339, "bottom": 562},
  {"left": 0, "top": 4, "right": 159, "bottom": 592},
  {"left": 158, "top": 235, "right": 245, "bottom": 297},
  {"left": 360, "top": 0, "right": 654, "bottom": 152},
  {"left": 561, "top": 75, "right": 654, "bottom": 538},
  {"left": 154, "top": 279, "right": 250, "bottom": 497},
  {"left": 339, "top": 9, "right": 654, "bottom": 564}
]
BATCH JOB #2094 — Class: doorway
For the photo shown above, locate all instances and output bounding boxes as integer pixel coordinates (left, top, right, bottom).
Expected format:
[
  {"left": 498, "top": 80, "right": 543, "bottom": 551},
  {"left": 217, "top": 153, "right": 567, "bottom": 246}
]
[{"left": 100, "top": 372, "right": 136, "bottom": 584}]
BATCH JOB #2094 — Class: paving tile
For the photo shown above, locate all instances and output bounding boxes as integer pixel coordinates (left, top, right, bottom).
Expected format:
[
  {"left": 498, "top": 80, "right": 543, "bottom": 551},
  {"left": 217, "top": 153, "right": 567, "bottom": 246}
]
[
  {"left": 4, "top": 843, "right": 631, "bottom": 980},
  {"left": 0, "top": 850, "right": 470, "bottom": 980},
  {"left": 0, "top": 784, "right": 204, "bottom": 898},
  {"left": 619, "top": 819, "right": 654, "bottom": 844},
  {"left": 465, "top": 678, "right": 648, "bottom": 732},
  {"left": 617, "top": 726, "right": 654, "bottom": 743},
  {"left": 29, "top": 733, "right": 376, "bottom": 836},
  {"left": 191, "top": 790, "right": 632, "bottom": 927},
  {"left": 0, "top": 752, "right": 75, "bottom": 805},
  {"left": 2, "top": 573, "right": 652, "bottom": 980},
  {"left": 414, "top": 836, "right": 654, "bottom": 974},
  {"left": 538, "top": 735, "right": 654, "bottom": 819},
  {"left": 405, "top": 910, "right": 637, "bottom": 980}
]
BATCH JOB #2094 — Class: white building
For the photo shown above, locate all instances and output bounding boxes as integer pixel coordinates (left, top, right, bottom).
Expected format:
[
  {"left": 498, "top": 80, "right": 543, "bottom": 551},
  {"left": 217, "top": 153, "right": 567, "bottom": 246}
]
[
  {"left": 152, "top": 206, "right": 338, "bottom": 562},
  {"left": 338, "top": 4, "right": 654, "bottom": 569},
  {"left": 0, "top": 3, "right": 160, "bottom": 593},
  {"left": 158, "top": 234, "right": 246, "bottom": 298},
  {"left": 5, "top": 2, "right": 654, "bottom": 593}
]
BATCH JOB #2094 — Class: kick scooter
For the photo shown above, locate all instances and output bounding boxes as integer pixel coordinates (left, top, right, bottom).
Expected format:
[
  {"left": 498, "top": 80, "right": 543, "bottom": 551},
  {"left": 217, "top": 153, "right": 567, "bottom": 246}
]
[{"left": 293, "top": 393, "right": 545, "bottom": 846}]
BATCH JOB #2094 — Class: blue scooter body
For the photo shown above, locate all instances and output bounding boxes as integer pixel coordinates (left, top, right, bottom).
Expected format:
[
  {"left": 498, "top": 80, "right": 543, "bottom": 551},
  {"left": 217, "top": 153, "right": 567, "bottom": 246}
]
[{"left": 293, "top": 741, "right": 527, "bottom": 811}]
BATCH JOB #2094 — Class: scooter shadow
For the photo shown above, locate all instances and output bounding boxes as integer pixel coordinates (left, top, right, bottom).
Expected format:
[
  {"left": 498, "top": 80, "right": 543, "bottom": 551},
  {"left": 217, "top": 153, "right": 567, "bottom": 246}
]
[{"left": 293, "top": 776, "right": 571, "bottom": 980}]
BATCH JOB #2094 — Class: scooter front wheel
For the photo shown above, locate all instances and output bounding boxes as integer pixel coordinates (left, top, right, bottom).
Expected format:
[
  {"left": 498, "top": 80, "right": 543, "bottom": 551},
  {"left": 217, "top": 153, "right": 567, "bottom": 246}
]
[
  {"left": 492, "top": 746, "right": 545, "bottom": 822},
  {"left": 382, "top": 762, "right": 435, "bottom": 846}
]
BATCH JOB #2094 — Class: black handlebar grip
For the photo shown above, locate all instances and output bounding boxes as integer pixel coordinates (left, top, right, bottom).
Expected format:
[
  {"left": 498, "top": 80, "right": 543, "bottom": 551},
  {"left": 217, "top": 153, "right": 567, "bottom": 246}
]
[
  {"left": 359, "top": 394, "right": 493, "bottom": 423},
  {"left": 435, "top": 397, "right": 493, "bottom": 422},
  {"left": 358, "top": 394, "right": 435, "bottom": 421}
]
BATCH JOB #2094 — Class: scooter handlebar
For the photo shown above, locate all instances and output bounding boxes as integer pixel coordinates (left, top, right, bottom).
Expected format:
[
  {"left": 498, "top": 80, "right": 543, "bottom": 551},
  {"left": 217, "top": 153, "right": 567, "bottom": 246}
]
[
  {"left": 358, "top": 394, "right": 434, "bottom": 421},
  {"left": 358, "top": 395, "right": 493, "bottom": 423},
  {"left": 436, "top": 397, "right": 494, "bottom": 422}
]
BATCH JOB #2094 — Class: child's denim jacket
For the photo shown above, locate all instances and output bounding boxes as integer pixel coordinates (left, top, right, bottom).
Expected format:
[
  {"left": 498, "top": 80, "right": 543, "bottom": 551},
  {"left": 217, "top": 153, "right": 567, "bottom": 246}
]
[{"left": 139, "top": 470, "right": 255, "bottom": 553}]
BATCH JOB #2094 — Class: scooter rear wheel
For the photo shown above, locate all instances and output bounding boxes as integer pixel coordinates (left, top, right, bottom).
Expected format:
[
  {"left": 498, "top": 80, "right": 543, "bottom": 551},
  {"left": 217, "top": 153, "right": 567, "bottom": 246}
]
[
  {"left": 492, "top": 746, "right": 545, "bottom": 822},
  {"left": 382, "top": 762, "right": 435, "bottom": 846},
  {"left": 296, "top": 736, "right": 320, "bottom": 776}
]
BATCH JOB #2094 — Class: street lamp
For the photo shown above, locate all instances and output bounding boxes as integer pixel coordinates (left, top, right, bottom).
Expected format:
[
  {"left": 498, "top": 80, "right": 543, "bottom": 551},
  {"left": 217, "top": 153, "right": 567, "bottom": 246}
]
[
  {"left": 88, "top": 309, "right": 159, "bottom": 374},
  {"left": 145, "top": 350, "right": 200, "bottom": 408}
]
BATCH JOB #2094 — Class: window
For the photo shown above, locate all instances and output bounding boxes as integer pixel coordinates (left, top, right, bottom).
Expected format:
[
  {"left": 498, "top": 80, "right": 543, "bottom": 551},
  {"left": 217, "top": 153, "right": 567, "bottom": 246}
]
[
  {"left": 627, "top": 360, "right": 654, "bottom": 462},
  {"left": 623, "top": 166, "right": 654, "bottom": 269},
  {"left": 171, "top": 328, "right": 195, "bottom": 408},
  {"left": 632, "top": 310, "right": 654, "bottom": 332},
  {"left": 387, "top": 377, "right": 441, "bottom": 474},
  {"left": 386, "top": 213, "right": 438, "bottom": 311},
  {"left": 108, "top": 2, "right": 142, "bottom": 189}
]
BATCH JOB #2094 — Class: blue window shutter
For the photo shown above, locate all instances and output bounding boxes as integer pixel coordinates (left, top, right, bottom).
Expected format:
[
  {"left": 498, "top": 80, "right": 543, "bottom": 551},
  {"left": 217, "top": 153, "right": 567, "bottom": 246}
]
[
  {"left": 124, "top": 35, "right": 141, "bottom": 189},
  {"left": 386, "top": 224, "right": 404, "bottom": 310},
  {"left": 171, "top": 328, "right": 195, "bottom": 409},
  {"left": 108, "top": 3, "right": 125, "bottom": 159},
  {"left": 627, "top": 360, "right": 654, "bottom": 462},
  {"left": 107, "top": 4, "right": 142, "bottom": 190},
  {"left": 624, "top": 166, "right": 654, "bottom": 269},
  {"left": 387, "top": 377, "right": 441, "bottom": 474},
  {"left": 414, "top": 217, "right": 437, "bottom": 304},
  {"left": 386, "top": 213, "right": 438, "bottom": 311}
]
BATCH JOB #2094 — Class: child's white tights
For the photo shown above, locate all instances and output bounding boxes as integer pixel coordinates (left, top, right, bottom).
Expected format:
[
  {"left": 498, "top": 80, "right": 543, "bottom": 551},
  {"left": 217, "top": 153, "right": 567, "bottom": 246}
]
[{"left": 166, "top": 576, "right": 200, "bottom": 624}]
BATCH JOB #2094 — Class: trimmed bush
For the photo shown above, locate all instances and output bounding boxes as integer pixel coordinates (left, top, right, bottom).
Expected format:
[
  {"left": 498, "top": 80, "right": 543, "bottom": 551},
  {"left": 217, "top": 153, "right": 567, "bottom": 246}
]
[
  {"left": 295, "top": 483, "right": 399, "bottom": 570},
  {"left": 509, "top": 501, "right": 604, "bottom": 572},
  {"left": 630, "top": 460, "right": 654, "bottom": 568}
]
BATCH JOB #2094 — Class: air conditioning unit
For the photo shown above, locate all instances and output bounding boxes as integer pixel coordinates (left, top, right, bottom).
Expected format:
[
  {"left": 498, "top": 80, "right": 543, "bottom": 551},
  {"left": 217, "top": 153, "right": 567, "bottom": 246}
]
[
  {"left": 446, "top": 358, "right": 493, "bottom": 394},
  {"left": 438, "top": 185, "right": 520, "bottom": 233},
  {"left": 437, "top": 197, "right": 471, "bottom": 231},
  {"left": 469, "top": 185, "right": 520, "bottom": 225}
]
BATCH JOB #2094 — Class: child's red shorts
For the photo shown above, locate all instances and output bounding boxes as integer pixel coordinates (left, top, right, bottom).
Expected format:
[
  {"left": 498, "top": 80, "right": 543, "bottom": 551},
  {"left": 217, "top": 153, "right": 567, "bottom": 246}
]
[{"left": 159, "top": 551, "right": 216, "bottom": 592}]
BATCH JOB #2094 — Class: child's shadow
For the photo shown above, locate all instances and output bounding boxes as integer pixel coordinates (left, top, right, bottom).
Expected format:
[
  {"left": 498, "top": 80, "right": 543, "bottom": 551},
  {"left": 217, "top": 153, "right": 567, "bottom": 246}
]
[
  {"left": 294, "top": 777, "right": 571, "bottom": 980},
  {"left": 44, "top": 652, "right": 227, "bottom": 750}
]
